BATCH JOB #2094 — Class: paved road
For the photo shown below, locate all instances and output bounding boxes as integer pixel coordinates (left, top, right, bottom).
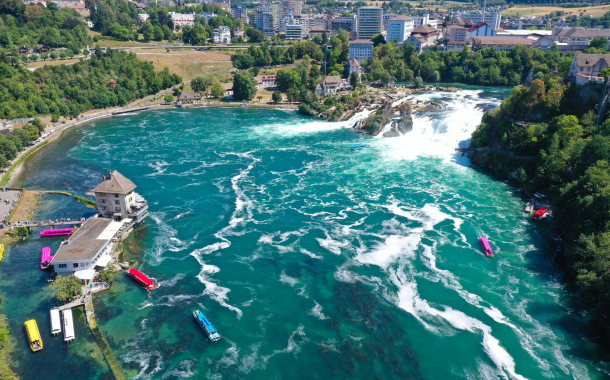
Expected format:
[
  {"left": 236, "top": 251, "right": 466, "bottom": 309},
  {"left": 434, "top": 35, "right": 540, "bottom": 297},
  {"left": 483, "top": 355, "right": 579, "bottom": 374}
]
[{"left": 0, "top": 189, "right": 22, "bottom": 220}]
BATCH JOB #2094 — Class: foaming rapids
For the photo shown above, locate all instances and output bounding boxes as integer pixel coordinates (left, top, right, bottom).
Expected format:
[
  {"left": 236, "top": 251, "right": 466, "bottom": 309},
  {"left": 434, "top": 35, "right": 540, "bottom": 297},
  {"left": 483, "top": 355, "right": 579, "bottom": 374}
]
[{"left": 372, "top": 90, "right": 503, "bottom": 162}]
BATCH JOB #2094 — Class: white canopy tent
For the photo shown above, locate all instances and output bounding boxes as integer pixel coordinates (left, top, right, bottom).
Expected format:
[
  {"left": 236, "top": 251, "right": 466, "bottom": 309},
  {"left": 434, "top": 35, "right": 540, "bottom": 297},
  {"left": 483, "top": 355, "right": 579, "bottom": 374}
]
[
  {"left": 94, "top": 255, "right": 113, "bottom": 268},
  {"left": 74, "top": 269, "right": 96, "bottom": 284}
]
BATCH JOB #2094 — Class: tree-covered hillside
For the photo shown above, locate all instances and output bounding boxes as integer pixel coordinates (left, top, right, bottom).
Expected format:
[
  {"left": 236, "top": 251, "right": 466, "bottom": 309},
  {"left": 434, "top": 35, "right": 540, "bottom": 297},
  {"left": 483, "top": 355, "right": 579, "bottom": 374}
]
[
  {"left": 0, "top": 47, "right": 181, "bottom": 119},
  {"left": 471, "top": 77, "right": 610, "bottom": 324},
  {"left": 0, "top": 0, "right": 88, "bottom": 54}
]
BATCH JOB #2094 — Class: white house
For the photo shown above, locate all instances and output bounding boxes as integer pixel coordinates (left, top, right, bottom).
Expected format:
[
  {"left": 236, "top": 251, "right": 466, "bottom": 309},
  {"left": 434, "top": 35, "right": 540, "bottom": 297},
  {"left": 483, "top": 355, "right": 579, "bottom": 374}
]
[
  {"left": 169, "top": 12, "right": 195, "bottom": 29},
  {"left": 349, "top": 39, "right": 373, "bottom": 62},
  {"left": 315, "top": 76, "right": 342, "bottom": 96},
  {"left": 348, "top": 57, "right": 361, "bottom": 79},
  {"left": 212, "top": 26, "right": 231, "bottom": 44}
]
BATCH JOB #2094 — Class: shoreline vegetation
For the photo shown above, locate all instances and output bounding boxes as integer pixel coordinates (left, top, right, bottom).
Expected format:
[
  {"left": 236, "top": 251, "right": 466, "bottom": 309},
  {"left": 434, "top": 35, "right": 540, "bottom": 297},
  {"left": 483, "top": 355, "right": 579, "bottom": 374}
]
[{"left": 469, "top": 77, "right": 610, "bottom": 331}]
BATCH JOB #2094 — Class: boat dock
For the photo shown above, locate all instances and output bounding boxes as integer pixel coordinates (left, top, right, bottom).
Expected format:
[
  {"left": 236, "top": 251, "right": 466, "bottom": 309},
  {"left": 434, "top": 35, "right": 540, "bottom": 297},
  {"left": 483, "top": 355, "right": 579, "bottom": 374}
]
[{"left": 15, "top": 220, "right": 84, "bottom": 228}]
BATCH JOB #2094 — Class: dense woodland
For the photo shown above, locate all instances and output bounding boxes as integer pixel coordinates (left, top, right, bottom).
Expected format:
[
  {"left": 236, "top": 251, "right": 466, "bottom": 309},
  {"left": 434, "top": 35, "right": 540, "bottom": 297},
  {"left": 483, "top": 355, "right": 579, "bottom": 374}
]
[
  {"left": 0, "top": 0, "right": 88, "bottom": 54},
  {"left": 471, "top": 77, "right": 610, "bottom": 325},
  {"left": 0, "top": 48, "right": 180, "bottom": 120}
]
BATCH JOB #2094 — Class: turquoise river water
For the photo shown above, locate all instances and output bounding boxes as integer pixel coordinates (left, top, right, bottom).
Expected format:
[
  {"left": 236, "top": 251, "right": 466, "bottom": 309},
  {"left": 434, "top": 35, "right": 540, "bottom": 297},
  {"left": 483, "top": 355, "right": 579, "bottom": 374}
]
[{"left": 2, "top": 89, "right": 610, "bottom": 379}]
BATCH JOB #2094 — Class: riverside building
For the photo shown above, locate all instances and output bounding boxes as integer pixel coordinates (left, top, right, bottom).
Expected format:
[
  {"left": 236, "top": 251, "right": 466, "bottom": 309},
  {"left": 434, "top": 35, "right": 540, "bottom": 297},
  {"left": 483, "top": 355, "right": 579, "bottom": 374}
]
[{"left": 387, "top": 15, "right": 414, "bottom": 42}]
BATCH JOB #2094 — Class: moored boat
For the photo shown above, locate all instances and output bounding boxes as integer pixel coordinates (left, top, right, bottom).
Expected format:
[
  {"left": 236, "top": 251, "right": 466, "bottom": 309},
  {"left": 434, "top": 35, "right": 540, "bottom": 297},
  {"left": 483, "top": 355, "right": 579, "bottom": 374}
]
[
  {"left": 479, "top": 237, "right": 494, "bottom": 257},
  {"left": 40, "top": 228, "right": 74, "bottom": 237},
  {"left": 63, "top": 309, "right": 75, "bottom": 342},
  {"left": 532, "top": 208, "right": 548, "bottom": 220},
  {"left": 24, "top": 319, "right": 43, "bottom": 352},
  {"left": 126, "top": 268, "right": 157, "bottom": 290},
  {"left": 193, "top": 310, "right": 220, "bottom": 342},
  {"left": 351, "top": 144, "right": 367, "bottom": 150},
  {"left": 0, "top": 243, "right": 4, "bottom": 263},
  {"left": 50, "top": 308, "right": 61, "bottom": 336},
  {"left": 41, "top": 247, "right": 53, "bottom": 270},
  {"left": 524, "top": 201, "right": 534, "bottom": 213}
]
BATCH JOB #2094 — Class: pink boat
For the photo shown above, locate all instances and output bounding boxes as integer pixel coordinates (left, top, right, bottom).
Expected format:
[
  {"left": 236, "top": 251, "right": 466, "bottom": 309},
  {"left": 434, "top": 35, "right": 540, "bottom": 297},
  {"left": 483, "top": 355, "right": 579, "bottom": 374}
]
[
  {"left": 40, "top": 228, "right": 74, "bottom": 237},
  {"left": 479, "top": 237, "right": 494, "bottom": 257},
  {"left": 41, "top": 247, "right": 53, "bottom": 270}
]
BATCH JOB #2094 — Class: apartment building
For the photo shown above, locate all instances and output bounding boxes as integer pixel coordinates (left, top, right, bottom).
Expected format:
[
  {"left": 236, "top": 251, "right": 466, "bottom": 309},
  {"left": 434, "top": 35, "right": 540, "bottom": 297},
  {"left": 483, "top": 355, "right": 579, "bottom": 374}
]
[
  {"left": 387, "top": 15, "right": 414, "bottom": 42},
  {"left": 357, "top": 7, "right": 382, "bottom": 40},
  {"left": 457, "top": 12, "right": 501, "bottom": 30}
]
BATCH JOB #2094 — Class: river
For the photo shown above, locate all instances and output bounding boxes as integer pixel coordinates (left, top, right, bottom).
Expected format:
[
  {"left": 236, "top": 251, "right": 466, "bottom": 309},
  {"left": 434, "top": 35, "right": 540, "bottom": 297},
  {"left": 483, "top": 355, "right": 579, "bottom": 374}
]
[{"left": 2, "top": 88, "right": 610, "bottom": 379}]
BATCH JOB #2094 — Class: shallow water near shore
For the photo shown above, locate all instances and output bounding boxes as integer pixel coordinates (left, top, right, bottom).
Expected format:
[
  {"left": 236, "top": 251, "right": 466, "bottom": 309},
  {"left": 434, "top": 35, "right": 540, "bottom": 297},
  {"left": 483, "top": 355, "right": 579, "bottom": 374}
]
[{"left": 3, "top": 89, "right": 610, "bottom": 379}]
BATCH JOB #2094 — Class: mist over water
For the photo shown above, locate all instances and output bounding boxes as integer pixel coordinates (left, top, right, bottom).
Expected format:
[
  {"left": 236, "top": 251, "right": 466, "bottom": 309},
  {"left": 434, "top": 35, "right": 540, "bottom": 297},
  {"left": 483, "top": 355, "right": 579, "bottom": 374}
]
[{"left": 4, "top": 89, "right": 610, "bottom": 379}]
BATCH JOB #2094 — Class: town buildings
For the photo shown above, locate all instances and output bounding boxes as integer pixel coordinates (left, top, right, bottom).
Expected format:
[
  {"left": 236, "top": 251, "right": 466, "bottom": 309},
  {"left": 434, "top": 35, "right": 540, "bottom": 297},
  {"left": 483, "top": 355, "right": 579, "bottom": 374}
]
[
  {"left": 232, "top": 6, "right": 249, "bottom": 25},
  {"left": 456, "top": 12, "right": 501, "bottom": 30},
  {"left": 282, "top": 0, "right": 303, "bottom": 16},
  {"left": 357, "top": 7, "right": 382, "bottom": 40},
  {"left": 309, "top": 26, "right": 330, "bottom": 40},
  {"left": 349, "top": 39, "right": 374, "bottom": 62},
  {"left": 412, "top": 14, "right": 439, "bottom": 29},
  {"left": 285, "top": 24, "right": 305, "bottom": 40},
  {"left": 387, "top": 15, "right": 414, "bottom": 42},
  {"left": 251, "top": 11, "right": 275, "bottom": 37}
]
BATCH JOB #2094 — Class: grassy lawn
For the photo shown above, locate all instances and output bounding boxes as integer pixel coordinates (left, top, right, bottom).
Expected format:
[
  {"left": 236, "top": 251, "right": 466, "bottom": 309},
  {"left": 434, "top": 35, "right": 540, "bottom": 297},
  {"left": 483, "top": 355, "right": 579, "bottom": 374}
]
[
  {"left": 26, "top": 57, "right": 84, "bottom": 68},
  {"left": 503, "top": 4, "right": 610, "bottom": 17},
  {"left": 8, "top": 190, "right": 41, "bottom": 222},
  {"left": 88, "top": 30, "right": 178, "bottom": 48},
  {"left": 129, "top": 49, "right": 234, "bottom": 81}
]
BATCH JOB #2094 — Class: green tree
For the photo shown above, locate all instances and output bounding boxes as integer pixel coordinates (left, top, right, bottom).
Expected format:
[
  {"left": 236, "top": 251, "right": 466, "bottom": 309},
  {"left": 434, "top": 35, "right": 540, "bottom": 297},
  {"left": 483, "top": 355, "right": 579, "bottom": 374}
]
[
  {"left": 190, "top": 77, "right": 207, "bottom": 93},
  {"left": 287, "top": 87, "right": 299, "bottom": 103},
  {"left": 50, "top": 275, "right": 82, "bottom": 302},
  {"left": 350, "top": 72, "right": 359, "bottom": 90},
  {"left": 272, "top": 90, "right": 282, "bottom": 103},
  {"left": 153, "top": 25, "right": 164, "bottom": 41},
  {"left": 164, "top": 93, "right": 173, "bottom": 102},
  {"left": 232, "top": 71, "right": 257, "bottom": 101},
  {"left": 98, "top": 268, "right": 120, "bottom": 285},
  {"left": 141, "top": 21, "right": 154, "bottom": 40},
  {"left": 590, "top": 36, "right": 609, "bottom": 52},
  {"left": 59, "top": 51, "right": 67, "bottom": 59},
  {"left": 50, "top": 52, "right": 58, "bottom": 60},
  {"left": 414, "top": 76, "right": 423, "bottom": 88},
  {"left": 431, "top": 70, "right": 441, "bottom": 82},
  {"left": 211, "top": 82, "right": 224, "bottom": 98}
]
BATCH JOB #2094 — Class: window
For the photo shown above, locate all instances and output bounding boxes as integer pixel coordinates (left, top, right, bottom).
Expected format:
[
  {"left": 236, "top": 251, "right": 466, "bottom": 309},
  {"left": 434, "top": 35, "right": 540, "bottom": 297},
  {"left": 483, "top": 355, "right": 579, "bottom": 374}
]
[
  {"left": 100, "top": 193, "right": 106, "bottom": 196},
  {"left": 115, "top": 200, "right": 120, "bottom": 204},
  {"left": 115, "top": 194, "right": 119, "bottom": 197},
  {"left": 102, "top": 206, "right": 107, "bottom": 210},
  {"left": 101, "top": 199, "right": 106, "bottom": 203},
  {"left": 73, "top": 263, "right": 79, "bottom": 268},
  {"left": 115, "top": 207, "right": 121, "bottom": 212},
  {"left": 59, "top": 264, "right": 67, "bottom": 268}
]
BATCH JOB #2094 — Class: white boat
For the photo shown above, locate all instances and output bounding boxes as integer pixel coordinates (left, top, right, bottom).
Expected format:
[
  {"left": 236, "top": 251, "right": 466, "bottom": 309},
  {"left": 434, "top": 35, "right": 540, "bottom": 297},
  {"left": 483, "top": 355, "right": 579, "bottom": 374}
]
[
  {"left": 62, "top": 309, "right": 75, "bottom": 342},
  {"left": 50, "top": 308, "right": 61, "bottom": 336},
  {"left": 524, "top": 201, "right": 534, "bottom": 213}
]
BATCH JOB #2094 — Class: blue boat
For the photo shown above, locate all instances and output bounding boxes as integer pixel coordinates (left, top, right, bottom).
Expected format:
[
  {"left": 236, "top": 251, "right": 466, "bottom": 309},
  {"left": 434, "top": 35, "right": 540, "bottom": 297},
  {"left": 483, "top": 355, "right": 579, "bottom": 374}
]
[
  {"left": 351, "top": 144, "right": 367, "bottom": 150},
  {"left": 193, "top": 310, "right": 220, "bottom": 342}
]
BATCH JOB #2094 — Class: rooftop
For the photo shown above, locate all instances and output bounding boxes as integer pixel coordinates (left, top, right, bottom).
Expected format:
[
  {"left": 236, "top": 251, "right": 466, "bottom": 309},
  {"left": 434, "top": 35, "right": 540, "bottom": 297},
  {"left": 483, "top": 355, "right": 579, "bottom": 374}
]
[
  {"left": 473, "top": 36, "right": 534, "bottom": 46},
  {"left": 350, "top": 39, "right": 373, "bottom": 44},
  {"left": 92, "top": 170, "right": 136, "bottom": 195},
  {"left": 51, "top": 217, "right": 114, "bottom": 262},
  {"left": 388, "top": 15, "right": 413, "bottom": 21},
  {"left": 575, "top": 53, "right": 610, "bottom": 67}
]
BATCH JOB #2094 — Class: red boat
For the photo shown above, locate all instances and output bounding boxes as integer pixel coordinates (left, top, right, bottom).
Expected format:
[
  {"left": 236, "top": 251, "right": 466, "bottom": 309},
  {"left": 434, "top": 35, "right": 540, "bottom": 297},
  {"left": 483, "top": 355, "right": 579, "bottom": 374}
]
[
  {"left": 126, "top": 268, "right": 157, "bottom": 290},
  {"left": 532, "top": 208, "right": 548, "bottom": 220}
]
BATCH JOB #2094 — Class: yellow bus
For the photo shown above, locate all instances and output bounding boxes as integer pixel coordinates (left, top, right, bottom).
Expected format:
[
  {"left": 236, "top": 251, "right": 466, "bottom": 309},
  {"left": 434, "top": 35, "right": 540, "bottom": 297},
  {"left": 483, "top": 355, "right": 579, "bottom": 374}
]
[{"left": 24, "top": 319, "right": 43, "bottom": 352}]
